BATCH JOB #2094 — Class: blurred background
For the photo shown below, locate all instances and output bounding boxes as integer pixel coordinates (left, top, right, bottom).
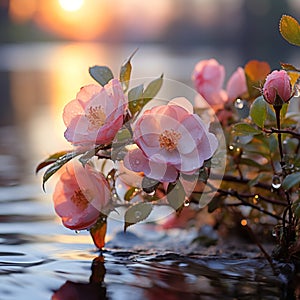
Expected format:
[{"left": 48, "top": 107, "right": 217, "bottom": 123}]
[{"left": 0, "top": 0, "right": 300, "bottom": 186}]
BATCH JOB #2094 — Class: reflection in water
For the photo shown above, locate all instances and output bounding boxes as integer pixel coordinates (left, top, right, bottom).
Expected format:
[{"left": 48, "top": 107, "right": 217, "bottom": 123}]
[
  {"left": 1, "top": 43, "right": 300, "bottom": 299},
  {"left": 51, "top": 250, "right": 297, "bottom": 300},
  {"left": 52, "top": 256, "right": 107, "bottom": 300}
]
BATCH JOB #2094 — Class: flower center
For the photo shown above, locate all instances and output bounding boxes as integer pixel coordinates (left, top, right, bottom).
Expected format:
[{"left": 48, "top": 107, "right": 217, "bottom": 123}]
[
  {"left": 86, "top": 106, "right": 106, "bottom": 130},
  {"left": 159, "top": 129, "right": 181, "bottom": 152},
  {"left": 71, "top": 189, "right": 91, "bottom": 210}
]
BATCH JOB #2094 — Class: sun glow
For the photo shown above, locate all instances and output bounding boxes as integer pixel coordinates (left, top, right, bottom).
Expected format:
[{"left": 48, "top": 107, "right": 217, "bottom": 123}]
[{"left": 58, "top": 0, "right": 84, "bottom": 12}]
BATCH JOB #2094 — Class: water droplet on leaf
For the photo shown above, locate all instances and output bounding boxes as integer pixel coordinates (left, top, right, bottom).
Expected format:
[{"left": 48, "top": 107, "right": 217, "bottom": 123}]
[
  {"left": 184, "top": 197, "right": 190, "bottom": 207},
  {"left": 234, "top": 98, "right": 244, "bottom": 109},
  {"left": 272, "top": 175, "right": 281, "bottom": 189},
  {"left": 135, "top": 210, "right": 142, "bottom": 219}
]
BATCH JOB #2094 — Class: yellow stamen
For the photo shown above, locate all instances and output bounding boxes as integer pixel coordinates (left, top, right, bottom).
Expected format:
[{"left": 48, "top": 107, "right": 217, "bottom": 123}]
[
  {"left": 159, "top": 129, "right": 181, "bottom": 152},
  {"left": 71, "top": 189, "right": 90, "bottom": 210},
  {"left": 86, "top": 106, "right": 106, "bottom": 130}
]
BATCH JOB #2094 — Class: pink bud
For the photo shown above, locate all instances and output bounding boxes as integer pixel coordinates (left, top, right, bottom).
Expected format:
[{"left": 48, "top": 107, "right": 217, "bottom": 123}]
[{"left": 262, "top": 70, "right": 292, "bottom": 105}]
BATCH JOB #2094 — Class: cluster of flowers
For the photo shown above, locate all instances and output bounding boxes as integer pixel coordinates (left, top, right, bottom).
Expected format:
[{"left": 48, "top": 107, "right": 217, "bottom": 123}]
[
  {"left": 193, "top": 58, "right": 292, "bottom": 112},
  {"left": 51, "top": 78, "right": 218, "bottom": 235}
]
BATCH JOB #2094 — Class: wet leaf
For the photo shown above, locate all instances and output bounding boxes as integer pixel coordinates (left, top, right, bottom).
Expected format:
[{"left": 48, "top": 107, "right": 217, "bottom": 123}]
[
  {"left": 90, "top": 215, "right": 107, "bottom": 249},
  {"left": 279, "top": 15, "right": 300, "bottom": 47},
  {"left": 282, "top": 172, "right": 300, "bottom": 190},
  {"left": 119, "top": 49, "right": 138, "bottom": 92},
  {"left": 167, "top": 180, "right": 186, "bottom": 212},
  {"left": 233, "top": 123, "right": 261, "bottom": 136},
  {"left": 250, "top": 96, "right": 267, "bottom": 128},
  {"left": 42, "top": 151, "right": 81, "bottom": 191},
  {"left": 142, "top": 176, "right": 160, "bottom": 194},
  {"left": 124, "top": 202, "right": 152, "bottom": 231},
  {"left": 124, "top": 186, "right": 138, "bottom": 201},
  {"left": 244, "top": 60, "right": 270, "bottom": 99},
  {"left": 36, "top": 150, "right": 70, "bottom": 173},
  {"left": 143, "top": 74, "right": 163, "bottom": 103},
  {"left": 128, "top": 84, "right": 144, "bottom": 115},
  {"left": 239, "top": 158, "right": 270, "bottom": 171},
  {"left": 79, "top": 145, "right": 105, "bottom": 166},
  {"left": 207, "top": 195, "right": 225, "bottom": 213},
  {"left": 89, "top": 66, "right": 114, "bottom": 86},
  {"left": 111, "top": 127, "right": 132, "bottom": 161}
]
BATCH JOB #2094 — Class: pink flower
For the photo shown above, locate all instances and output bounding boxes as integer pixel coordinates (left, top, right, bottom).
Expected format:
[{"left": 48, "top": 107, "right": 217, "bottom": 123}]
[
  {"left": 63, "top": 79, "right": 127, "bottom": 147},
  {"left": 226, "top": 67, "right": 247, "bottom": 102},
  {"left": 192, "top": 59, "right": 228, "bottom": 109},
  {"left": 53, "top": 163, "right": 110, "bottom": 230},
  {"left": 263, "top": 70, "right": 292, "bottom": 105},
  {"left": 124, "top": 97, "right": 218, "bottom": 182}
]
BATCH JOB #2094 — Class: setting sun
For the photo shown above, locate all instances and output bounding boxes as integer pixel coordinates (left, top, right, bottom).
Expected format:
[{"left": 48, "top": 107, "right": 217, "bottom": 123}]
[{"left": 58, "top": 0, "right": 84, "bottom": 12}]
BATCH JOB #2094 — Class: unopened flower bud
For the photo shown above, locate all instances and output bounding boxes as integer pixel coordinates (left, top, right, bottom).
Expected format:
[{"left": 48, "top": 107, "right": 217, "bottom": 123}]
[{"left": 262, "top": 70, "right": 292, "bottom": 106}]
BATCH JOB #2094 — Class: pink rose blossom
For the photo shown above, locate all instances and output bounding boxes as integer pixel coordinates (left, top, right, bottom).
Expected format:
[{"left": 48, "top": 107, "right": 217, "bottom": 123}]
[
  {"left": 63, "top": 79, "right": 127, "bottom": 147},
  {"left": 192, "top": 59, "right": 228, "bottom": 109},
  {"left": 226, "top": 67, "right": 248, "bottom": 102},
  {"left": 263, "top": 70, "right": 292, "bottom": 105},
  {"left": 124, "top": 97, "right": 218, "bottom": 182},
  {"left": 53, "top": 163, "right": 110, "bottom": 230}
]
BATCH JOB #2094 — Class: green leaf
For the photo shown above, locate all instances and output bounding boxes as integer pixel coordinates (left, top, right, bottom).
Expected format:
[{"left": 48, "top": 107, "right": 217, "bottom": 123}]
[
  {"left": 207, "top": 195, "right": 224, "bottom": 213},
  {"left": 279, "top": 15, "right": 300, "bottom": 47},
  {"left": 128, "top": 84, "right": 144, "bottom": 115},
  {"left": 111, "top": 127, "right": 132, "bottom": 161},
  {"left": 119, "top": 49, "right": 138, "bottom": 92},
  {"left": 89, "top": 66, "right": 114, "bottom": 86},
  {"left": 42, "top": 151, "right": 81, "bottom": 191},
  {"left": 293, "top": 200, "right": 300, "bottom": 218},
  {"left": 233, "top": 123, "right": 261, "bottom": 136},
  {"left": 143, "top": 74, "right": 163, "bottom": 103},
  {"left": 167, "top": 180, "right": 186, "bottom": 212},
  {"left": 282, "top": 172, "right": 300, "bottom": 190},
  {"left": 79, "top": 145, "right": 105, "bottom": 166},
  {"left": 141, "top": 176, "right": 160, "bottom": 194},
  {"left": 124, "top": 186, "right": 138, "bottom": 201},
  {"left": 124, "top": 202, "right": 152, "bottom": 231},
  {"left": 239, "top": 158, "right": 270, "bottom": 171},
  {"left": 36, "top": 150, "right": 70, "bottom": 174},
  {"left": 250, "top": 96, "right": 268, "bottom": 128}
]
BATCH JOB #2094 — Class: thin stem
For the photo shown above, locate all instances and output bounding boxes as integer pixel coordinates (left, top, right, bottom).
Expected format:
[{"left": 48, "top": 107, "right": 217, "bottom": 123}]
[
  {"left": 274, "top": 105, "right": 283, "bottom": 164},
  {"left": 263, "top": 127, "right": 300, "bottom": 139},
  {"left": 244, "top": 223, "right": 277, "bottom": 275}
]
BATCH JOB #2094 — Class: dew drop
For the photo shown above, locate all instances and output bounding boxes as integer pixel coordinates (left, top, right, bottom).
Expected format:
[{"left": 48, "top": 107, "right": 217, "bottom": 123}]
[
  {"left": 184, "top": 198, "right": 190, "bottom": 207},
  {"left": 135, "top": 210, "right": 142, "bottom": 219},
  {"left": 272, "top": 175, "right": 281, "bottom": 189},
  {"left": 135, "top": 160, "right": 140, "bottom": 165},
  {"left": 234, "top": 98, "right": 244, "bottom": 109},
  {"left": 75, "top": 230, "right": 80, "bottom": 234},
  {"left": 229, "top": 145, "right": 234, "bottom": 151}
]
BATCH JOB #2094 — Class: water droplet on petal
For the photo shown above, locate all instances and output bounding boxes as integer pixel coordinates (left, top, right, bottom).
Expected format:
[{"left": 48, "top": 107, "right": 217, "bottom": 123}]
[
  {"left": 135, "top": 210, "right": 142, "bottom": 219},
  {"left": 272, "top": 175, "right": 281, "bottom": 189},
  {"left": 234, "top": 98, "right": 244, "bottom": 109},
  {"left": 135, "top": 160, "right": 140, "bottom": 165}
]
